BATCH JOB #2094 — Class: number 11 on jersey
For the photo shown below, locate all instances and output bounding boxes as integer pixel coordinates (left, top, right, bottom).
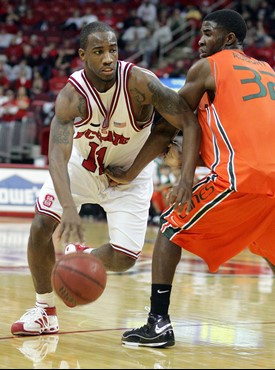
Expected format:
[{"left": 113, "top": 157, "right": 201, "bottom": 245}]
[{"left": 82, "top": 142, "right": 107, "bottom": 175}]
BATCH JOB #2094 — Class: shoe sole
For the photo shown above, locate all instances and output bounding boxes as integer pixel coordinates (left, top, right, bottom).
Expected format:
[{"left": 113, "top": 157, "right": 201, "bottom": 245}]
[
  {"left": 11, "top": 329, "right": 59, "bottom": 336},
  {"left": 122, "top": 340, "right": 175, "bottom": 348}
]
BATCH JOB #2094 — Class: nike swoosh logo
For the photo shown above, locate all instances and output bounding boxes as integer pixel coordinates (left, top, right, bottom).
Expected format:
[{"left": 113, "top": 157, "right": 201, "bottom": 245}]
[
  {"left": 157, "top": 289, "right": 170, "bottom": 294},
  {"left": 155, "top": 323, "right": 172, "bottom": 334}
]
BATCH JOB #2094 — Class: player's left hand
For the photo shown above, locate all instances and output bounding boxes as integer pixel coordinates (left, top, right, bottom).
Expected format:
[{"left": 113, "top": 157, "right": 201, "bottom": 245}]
[
  {"left": 167, "top": 176, "right": 193, "bottom": 215},
  {"left": 162, "top": 140, "right": 182, "bottom": 169},
  {"left": 105, "top": 166, "right": 131, "bottom": 186}
]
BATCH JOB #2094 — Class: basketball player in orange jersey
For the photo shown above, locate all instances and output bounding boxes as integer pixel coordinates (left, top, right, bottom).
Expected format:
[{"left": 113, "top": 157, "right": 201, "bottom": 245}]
[
  {"left": 106, "top": 9, "right": 275, "bottom": 347},
  {"left": 11, "top": 22, "right": 200, "bottom": 335}
]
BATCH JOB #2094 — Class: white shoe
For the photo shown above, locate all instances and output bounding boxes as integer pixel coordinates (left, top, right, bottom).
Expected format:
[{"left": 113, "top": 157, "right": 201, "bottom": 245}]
[
  {"left": 11, "top": 305, "right": 59, "bottom": 336},
  {"left": 64, "top": 243, "right": 93, "bottom": 254}
]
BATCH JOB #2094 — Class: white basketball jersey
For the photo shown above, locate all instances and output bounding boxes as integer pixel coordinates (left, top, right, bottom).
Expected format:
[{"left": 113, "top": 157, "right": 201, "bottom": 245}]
[{"left": 68, "top": 61, "right": 155, "bottom": 176}]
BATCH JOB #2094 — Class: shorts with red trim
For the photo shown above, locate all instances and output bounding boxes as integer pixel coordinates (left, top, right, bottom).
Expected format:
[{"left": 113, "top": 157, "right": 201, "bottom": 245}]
[
  {"left": 36, "top": 148, "right": 154, "bottom": 260},
  {"left": 160, "top": 176, "right": 275, "bottom": 273}
]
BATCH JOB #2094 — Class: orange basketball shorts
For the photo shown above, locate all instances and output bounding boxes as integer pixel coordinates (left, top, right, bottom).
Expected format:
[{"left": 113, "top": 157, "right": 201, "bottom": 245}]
[{"left": 160, "top": 176, "right": 275, "bottom": 273}]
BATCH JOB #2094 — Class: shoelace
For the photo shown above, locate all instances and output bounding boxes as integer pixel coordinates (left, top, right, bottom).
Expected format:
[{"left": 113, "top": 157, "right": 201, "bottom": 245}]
[
  {"left": 18, "top": 307, "right": 50, "bottom": 330},
  {"left": 128, "top": 307, "right": 152, "bottom": 335}
]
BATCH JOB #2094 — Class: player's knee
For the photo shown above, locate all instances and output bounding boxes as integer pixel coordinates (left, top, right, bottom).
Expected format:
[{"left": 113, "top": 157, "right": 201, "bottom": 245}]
[
  {"left": 112, "top": 250, "right": 136, "bottom": 272},
  {"left": 30, "top": 213, "right": 57, "bottom": 243}
]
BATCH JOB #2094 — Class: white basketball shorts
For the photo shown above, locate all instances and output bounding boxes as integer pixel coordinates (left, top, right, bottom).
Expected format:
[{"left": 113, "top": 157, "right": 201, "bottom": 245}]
[{"left": 36, "top": 150, "right": 154, "bottom": 260}]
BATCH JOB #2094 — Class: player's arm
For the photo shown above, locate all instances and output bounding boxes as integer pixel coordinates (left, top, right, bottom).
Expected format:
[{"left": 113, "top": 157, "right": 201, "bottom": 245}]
[
  {"left": 127, "top": 62, "right": 212, "bottom": 173},
  {"left": 108, "top": 67, "right": 201, "bottom": 211},
  {"left": 48, "top": 83, "right": 85, "bottom": 243},
  {"left": 177, "top": 58, "right": 215, "bottom": 111},
  {"left": 133, "top": 67, "right": 202, "bottom": 184},
  {"left": 106, "top": 117, "right": 178, "bottom": 185}
]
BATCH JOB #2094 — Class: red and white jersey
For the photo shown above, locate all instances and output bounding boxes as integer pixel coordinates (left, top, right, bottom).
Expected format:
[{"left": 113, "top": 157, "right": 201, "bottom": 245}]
[{"left": 68, "top": 61, "right": 155, "bottom": 176}]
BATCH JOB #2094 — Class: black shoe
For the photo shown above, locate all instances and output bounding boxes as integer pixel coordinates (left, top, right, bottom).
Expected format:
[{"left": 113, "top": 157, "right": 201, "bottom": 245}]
[{"left": 122, "top": 313, "right": 175, "bottom": 348}]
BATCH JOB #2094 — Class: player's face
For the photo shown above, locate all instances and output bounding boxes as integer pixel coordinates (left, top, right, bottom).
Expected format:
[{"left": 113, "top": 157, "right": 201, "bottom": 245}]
[
  {"left": 79, "top": 31, "right": 118, "bottom": 82},
  {"left": 198, "top": 21, "right": 228, "bottom": 58}
]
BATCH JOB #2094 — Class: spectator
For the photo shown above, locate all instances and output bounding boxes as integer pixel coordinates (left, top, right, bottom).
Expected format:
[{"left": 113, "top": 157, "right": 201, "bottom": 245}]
[
  {"left": 13, "top": 86, "right": 30, "bottom": 121},
  {"left": 167, "top": 8, "right": 188, "bottom": 41},
  {"left": 55, "top": 49, "right": 74, "bottom": 76},
  {"left": 0, "top": 0, "right": 9, "bottom": 22},
  {"left": 0, "top": 86, "right": 9, "bottom": 106},
  {"left": 11, "top": 59, "right": 32, "bottom": 82},
  {"left": 5, "top": 34, "right": 24, "bottom": 66},
  {"left": 0, "top": 86, "right": 30, "bottom": 122},
  {"left": 79, "top": 8, "right": 98, "bottom": 27},
  {"left": 152, "top": 19, "right": 172, "bottom": 54},
  {"left": 0, "top": 69, "right": 11, "bottom": 89},
  {"left": 140, "top": 18, "right": 172, "bottom": 68},
  {"left": 139, "top": 26, "right": 158, "bottom": 68},
  {"left": 14, "top": 68, "right": 32, "bottom": 91},
  {"left": 0, "top": 60, "right": 12, "bottom": 80},
  {"left": 121, "top": 9, "right": 138, "bottom": 30},
  {"left": 0, "top": 89, "right": 18, "bottom": 121},
  {"left": 0, "top": 28, "right": 13, "bottom": 48},
  {"left": 20, "top": 9, "right": 41, "bottom": 29},
  {"left": 136, "top": 0, "right": 157, "bottom": 28},
  {"left": 48, "top": 69, "right": 68, "bottom": 96},
  {"left": 62, "top": 10, "right": 84, "bottom": 31},
  {"left": 121, "top": 17, "right": 148, "bottom": 53},
  {"left": 28, "top": 34, "right": 43, "bottom": 59},
  {"left": 31, "top": 70, "right": 48, "bottom": 97},
  {"left": 100, "top": 8, "right": 119, "bottom": 30},
  {"left": 5, "top": 5, "right": 20, "bottom": 24}
]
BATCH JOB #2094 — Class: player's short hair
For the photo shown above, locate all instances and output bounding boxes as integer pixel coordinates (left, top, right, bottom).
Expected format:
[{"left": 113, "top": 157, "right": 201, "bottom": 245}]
[
  {"left": 204, "top": 9, "right": 247, "bottom": 43},
  {"left": 79, "top": 21, "right": 116, "bottom": 49}
]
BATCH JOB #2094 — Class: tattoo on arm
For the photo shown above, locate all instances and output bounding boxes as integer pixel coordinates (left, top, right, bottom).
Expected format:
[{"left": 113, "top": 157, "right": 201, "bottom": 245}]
[
  {"left": 77, "top": 96, "right": 87, "bottom": 117},
  {"left": 148, "top": 80, "right": 184, "bottom": 115},
  {"left": 52, "top": 118, "right": 72, "bottom": 144},
  {"left": 129, "top": 87, "right": 146, "bottom": 104}
]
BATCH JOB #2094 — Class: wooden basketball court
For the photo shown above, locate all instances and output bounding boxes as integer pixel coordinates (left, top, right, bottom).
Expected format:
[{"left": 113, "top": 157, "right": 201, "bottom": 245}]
[{"left": 0, "top": 217, "right": 274, "bottom": 369}]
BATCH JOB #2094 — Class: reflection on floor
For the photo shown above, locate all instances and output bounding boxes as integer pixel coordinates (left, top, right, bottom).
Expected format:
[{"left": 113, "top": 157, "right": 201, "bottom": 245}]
[{"left": 0, "top": 219, "right": 274, "bottom": 369}]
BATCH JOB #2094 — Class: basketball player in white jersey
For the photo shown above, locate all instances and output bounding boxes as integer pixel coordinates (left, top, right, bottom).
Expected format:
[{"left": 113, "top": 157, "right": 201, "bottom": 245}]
[{"left": 11, "top": 22, "right": 201, "bottom": 336}]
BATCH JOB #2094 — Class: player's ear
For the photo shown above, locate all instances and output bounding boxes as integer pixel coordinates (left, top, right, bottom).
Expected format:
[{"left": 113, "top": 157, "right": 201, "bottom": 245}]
[
  {"left": 225, "top": 32, "right": 237, "bottom": 47},
  {"left": 78, "top": 48, "right": 85, "bottom": 61}
]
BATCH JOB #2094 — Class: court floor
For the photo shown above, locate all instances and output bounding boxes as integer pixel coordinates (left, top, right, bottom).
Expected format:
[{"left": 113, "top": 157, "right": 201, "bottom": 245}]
[{"left": 0, "top": 217, "right": 274, "bottom": 369}]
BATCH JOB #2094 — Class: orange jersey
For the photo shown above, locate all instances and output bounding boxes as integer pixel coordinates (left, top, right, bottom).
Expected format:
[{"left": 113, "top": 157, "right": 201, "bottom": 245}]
[{"left": 198, "top": 49, "right": 275, "bottom": 196}]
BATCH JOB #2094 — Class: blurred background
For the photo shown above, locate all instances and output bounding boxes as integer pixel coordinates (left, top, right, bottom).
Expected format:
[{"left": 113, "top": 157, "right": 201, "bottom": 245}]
[{"left": 0, "top": 0, "right": 274, "bottom": 221}]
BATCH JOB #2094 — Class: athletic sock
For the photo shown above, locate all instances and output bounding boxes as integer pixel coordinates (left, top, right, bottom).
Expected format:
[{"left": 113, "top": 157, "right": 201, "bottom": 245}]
[
  {"left": 85, "top": 247, "right": 95, "bottom": 254},
  {"left": 150, "top": 284, "right": 172, "bottom": 316},
  {"left": 36, "top": 292, "right": 55, "bottom": 308}
]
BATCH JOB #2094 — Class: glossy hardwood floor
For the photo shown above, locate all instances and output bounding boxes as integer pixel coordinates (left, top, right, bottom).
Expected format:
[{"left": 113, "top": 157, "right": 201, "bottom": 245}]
[{"left": 0, "top": 217, "right": 274, "bottom": 369}]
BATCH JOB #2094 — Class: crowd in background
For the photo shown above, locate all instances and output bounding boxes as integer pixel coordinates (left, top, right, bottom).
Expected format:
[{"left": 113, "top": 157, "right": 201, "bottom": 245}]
[
  {"left": 0, "top": 0, "right": 274, "bottom": 221},
  {"left": 0, "top": 0, "right": 274, "bottom": 128}
]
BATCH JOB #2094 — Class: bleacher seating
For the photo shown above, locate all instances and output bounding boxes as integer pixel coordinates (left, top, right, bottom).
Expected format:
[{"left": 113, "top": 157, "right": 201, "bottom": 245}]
[{"left": 0, "top": 0, "right": 274, "bottom": 164}]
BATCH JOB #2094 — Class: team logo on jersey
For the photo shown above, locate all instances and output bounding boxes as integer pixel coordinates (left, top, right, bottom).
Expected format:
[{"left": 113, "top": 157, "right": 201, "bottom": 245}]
[
  {"left": 43, "top": 194, "right": 55, "bottom": 208},
  {"left": 114, "top": 121, "right": 126, "bottom": 128},
  {"left": 74, "top": 129, "right": 130, "bottom": 146}
]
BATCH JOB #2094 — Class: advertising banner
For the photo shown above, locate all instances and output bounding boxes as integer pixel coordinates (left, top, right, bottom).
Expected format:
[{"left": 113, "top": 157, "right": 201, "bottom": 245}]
[{"left": 0, "top": 165, "right": 49, "bottom": 217}]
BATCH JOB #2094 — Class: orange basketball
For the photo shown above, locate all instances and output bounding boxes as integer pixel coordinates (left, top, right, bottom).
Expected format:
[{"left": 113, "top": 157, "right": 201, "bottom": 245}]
[{"left": 51, "top": 253, "right": 107, "bottom": 308}]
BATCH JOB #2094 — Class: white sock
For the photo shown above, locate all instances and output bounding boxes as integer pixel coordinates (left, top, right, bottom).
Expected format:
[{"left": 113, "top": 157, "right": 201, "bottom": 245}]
[
  {"left": 84, "top": 247, "right": 95, "bottom": 254},
  {"left": 36, "top": 292, "right": 55, "bottom": 308}
]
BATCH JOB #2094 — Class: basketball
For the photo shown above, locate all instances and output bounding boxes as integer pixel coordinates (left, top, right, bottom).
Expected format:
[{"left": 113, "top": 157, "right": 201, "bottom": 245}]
[{"left": 51, "top": 252, "right": 107, "bottom": 308}]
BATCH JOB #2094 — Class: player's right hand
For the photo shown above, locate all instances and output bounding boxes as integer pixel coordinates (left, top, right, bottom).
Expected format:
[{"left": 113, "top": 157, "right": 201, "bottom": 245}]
[{"left": 57, "top": 206, "right": 85, "bottom": 245}]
